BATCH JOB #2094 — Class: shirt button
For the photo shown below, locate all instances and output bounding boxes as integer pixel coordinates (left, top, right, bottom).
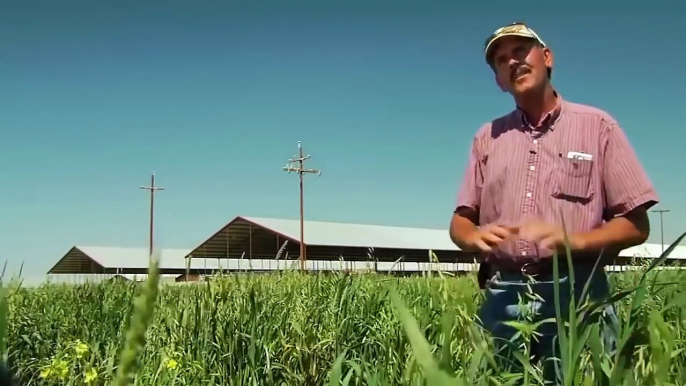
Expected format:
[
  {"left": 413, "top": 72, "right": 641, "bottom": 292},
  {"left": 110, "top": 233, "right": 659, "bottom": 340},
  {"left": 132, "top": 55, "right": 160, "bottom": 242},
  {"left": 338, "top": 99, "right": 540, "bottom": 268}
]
[
  {"left": 533, "top": 139, "right": 538, "bottom": 144},
  {"left": 526, "top": 192, "right": 532, "bottom": 197},
  {"left": 529, "top": 166, "right": 535, "bottom": 171},
  {"left": 521, "top": 251, "right": 527, "bottom": 256}
]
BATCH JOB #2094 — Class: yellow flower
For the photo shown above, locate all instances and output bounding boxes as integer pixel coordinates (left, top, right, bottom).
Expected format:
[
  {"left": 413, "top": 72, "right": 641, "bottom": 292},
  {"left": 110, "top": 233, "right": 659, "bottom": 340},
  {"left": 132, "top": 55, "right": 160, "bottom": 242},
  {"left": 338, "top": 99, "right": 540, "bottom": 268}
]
[
  {"left": 39, "top": 367, "right": 53, "bottom": 379},
  {"left": 74, "top": 340, "right": 89, "bottom": 358},
  {"left": 164, "top": 358, "right": 178, "bottom": 370},
  {"left": 85, "top": 368, "right": 98, "bottom": 383},
  {"left": 55, "top": 360, "right": 69, "bottom": 379},
  {"left": 42, "top": 358, "right": 69, "bottom": 380}
]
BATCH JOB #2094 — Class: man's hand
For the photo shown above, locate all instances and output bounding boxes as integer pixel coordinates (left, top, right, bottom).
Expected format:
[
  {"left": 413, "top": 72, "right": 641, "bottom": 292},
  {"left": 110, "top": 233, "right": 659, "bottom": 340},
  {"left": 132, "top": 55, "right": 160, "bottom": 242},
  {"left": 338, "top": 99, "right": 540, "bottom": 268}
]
[
  {"left": 517, "top": 206, "right": 651, "bottom": 257},
  {"left": 449, "top": 209, "right": 516, "bottom": 253},
  {"left": 463, "top": 223, "right": 515, "bottom": 252},
  {"left": 515, "top": 219, "right": 584, "bottom": 254}
]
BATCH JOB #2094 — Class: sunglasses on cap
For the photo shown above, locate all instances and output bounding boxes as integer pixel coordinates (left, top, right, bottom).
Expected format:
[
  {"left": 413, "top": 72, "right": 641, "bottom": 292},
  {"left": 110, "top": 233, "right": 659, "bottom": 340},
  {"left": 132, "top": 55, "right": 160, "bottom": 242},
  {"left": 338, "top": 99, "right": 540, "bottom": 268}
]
[{"left": 484, "top": 22, "right": 546, "bottom": 65}]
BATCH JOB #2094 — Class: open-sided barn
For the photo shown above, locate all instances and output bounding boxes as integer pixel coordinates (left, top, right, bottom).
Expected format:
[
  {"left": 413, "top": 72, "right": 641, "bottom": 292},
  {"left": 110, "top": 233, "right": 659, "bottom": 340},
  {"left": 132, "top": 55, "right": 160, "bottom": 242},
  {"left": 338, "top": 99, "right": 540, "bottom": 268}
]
[
  {"left": 47, "top": 246, "right": 221, "bottom": 283},
  {"left": 184, "top": 216, "right": 686, "bottom": 273},
  {"left": 184, "top": 216, "right": 476, "bottom": 273},
  {"left": 46, "top": 215, "right": 686, "bottom": 281}
]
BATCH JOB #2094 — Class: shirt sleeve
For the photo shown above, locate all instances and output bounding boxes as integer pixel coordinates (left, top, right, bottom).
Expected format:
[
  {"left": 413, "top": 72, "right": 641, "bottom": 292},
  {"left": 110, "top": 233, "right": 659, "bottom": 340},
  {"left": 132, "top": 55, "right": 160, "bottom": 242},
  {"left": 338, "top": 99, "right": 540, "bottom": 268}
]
[
  {"left": 455, "top": 135, "right": 484, "bottom": 214},
  {"left": 602, "top": 119, "right": 659, "bottom": 218}
]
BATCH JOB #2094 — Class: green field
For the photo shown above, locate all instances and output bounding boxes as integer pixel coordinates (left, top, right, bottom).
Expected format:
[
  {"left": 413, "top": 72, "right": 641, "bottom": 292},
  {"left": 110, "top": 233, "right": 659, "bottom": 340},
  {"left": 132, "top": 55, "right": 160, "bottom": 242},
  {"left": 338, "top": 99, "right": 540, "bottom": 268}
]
[{"left": 3, "top": 251, "right": 686, "bottom": 385}]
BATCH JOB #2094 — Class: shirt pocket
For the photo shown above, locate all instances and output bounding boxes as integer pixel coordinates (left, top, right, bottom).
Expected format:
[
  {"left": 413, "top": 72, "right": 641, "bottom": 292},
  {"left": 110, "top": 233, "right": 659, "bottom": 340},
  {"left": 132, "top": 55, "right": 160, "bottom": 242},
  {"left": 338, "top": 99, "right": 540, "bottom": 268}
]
[{"left": 552, "top": 157, "right": 594, "bottom": 200}]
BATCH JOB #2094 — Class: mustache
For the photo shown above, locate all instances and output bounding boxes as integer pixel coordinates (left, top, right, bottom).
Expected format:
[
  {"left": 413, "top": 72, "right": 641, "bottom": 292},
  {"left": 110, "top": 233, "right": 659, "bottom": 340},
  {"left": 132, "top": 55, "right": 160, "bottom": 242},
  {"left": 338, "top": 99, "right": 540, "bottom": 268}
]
[{"left": 510, "top": 65, "right": 531, "bottom": 80}]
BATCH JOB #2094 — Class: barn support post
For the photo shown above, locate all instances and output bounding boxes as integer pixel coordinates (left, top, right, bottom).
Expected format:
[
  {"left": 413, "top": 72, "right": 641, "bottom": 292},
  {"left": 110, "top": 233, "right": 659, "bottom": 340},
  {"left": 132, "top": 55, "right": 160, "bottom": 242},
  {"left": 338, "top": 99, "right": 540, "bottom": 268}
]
[
  {"left": 225, "top": 226, "right": 230, "bottom": 273},
  {"left": 249, "top": 222, "right": 253, "bottom": 271}
]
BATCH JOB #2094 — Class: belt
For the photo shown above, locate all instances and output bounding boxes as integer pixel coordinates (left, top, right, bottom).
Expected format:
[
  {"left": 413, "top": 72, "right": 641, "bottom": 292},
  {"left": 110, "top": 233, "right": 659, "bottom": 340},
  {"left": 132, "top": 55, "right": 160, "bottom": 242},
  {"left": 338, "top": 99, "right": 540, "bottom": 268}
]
[
  {"left": 493, "top": 259, "right": 568, "bottom": 276},
  {"left": 504, "top": 249, "right": 608, "bottom": 273},
  {"left": 479, "top": 257, "right": 601, "bottom": 281}
]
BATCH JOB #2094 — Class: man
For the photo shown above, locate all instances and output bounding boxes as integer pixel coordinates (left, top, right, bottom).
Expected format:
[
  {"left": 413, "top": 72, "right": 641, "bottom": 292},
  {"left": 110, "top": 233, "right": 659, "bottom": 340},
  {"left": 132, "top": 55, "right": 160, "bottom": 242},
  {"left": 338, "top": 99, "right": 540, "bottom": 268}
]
[{"left": 449, "top": 22, "right": 659, "bottom": 382}]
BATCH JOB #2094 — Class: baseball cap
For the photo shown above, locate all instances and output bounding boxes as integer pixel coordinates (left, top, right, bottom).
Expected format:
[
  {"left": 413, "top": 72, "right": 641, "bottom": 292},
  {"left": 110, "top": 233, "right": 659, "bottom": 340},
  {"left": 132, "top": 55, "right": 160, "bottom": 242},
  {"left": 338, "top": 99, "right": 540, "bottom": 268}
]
[{"left": 484, "top": 22, "right": 546, "bottom": 66}]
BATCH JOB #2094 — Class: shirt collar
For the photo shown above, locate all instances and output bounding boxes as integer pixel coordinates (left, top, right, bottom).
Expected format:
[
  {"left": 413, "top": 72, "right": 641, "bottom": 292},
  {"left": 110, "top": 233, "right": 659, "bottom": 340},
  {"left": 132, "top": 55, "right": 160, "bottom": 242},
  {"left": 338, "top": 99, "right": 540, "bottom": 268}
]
[{"left": 515, "top": 91, "right": 563, "bottom": 131}]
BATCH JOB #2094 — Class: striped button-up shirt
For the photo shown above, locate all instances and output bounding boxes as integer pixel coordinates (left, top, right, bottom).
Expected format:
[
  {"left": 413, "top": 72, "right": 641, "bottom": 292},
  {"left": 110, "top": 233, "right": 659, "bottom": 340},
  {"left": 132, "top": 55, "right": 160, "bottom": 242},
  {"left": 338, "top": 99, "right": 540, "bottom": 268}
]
[{"left": 455, "top": 94, "right": 659, "bottom": 264}]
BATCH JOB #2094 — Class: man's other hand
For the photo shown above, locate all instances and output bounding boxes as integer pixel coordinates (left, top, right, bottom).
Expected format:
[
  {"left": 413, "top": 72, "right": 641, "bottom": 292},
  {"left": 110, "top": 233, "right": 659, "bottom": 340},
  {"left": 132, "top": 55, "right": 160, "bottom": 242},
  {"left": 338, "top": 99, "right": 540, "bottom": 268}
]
[{"left": 515, "top": 219, "right": 584, "bottom": 254}]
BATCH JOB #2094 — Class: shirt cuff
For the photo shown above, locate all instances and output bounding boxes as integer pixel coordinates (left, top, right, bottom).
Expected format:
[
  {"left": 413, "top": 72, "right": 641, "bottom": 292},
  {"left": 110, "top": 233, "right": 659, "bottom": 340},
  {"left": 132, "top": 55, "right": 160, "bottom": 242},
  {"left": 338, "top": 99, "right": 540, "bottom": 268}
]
[{"left": 609, "top": 192, "right": 659, "bottom": 218}]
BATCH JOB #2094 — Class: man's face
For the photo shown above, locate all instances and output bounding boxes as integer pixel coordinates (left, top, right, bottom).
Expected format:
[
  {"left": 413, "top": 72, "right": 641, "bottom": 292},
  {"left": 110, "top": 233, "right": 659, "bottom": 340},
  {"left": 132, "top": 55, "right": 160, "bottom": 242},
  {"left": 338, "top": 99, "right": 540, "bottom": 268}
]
[{"left": 490, "top": 36, "right": 553, "bottom": 96}]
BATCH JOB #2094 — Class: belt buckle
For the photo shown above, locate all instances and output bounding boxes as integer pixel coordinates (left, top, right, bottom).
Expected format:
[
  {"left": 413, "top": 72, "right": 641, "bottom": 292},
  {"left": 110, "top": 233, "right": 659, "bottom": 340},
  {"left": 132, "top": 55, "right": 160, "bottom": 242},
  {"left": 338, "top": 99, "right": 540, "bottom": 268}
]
[{"left": 520, "top": 261, "right": 537, "bottom": 278}]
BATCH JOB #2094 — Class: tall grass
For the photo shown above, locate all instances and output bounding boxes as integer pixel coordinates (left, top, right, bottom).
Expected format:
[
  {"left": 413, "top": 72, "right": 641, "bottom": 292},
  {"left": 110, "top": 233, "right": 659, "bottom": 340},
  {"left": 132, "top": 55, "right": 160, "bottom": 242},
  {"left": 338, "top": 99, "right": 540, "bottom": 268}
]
[
  {"left": 387, "top": 231, "right": 686, "bottom": 385},
  {"left": 2, "top": 236, "right": 686, "bottom": 385}
]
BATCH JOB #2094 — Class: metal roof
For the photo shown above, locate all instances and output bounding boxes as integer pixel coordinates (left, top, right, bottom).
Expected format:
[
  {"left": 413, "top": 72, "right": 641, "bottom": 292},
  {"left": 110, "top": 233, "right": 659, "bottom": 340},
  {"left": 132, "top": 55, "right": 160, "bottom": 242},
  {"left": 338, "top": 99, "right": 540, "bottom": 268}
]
[
  {"left": 240, "top": 216, "right": 458, "bottom": 250},
  {"left": 79, "top": 246, "right": 195, "bottom": 269},
  {"left": 48, "top": 246, "right": 223, "bottom": 274},
  {"left": 200, "top": 216, "right": 457, "bottom": 251}
]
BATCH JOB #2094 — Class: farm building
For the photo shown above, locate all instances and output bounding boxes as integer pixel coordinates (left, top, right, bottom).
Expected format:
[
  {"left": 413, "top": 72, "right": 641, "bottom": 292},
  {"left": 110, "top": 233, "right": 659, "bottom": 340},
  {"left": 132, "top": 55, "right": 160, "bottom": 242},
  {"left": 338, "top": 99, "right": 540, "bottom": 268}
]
[
  {"left": 609, "top": 242, "right": 686, "bottom": 271},
  {"left": 184, "top": 216, "right": 686, "bottom": 273},
  {"left": 46, "top": 216, "right": 686, "bottom": 281},
  {"left": 47, "top": 246, "right": 221, "bottom": 283},
  {"left": 184, "top": 216, "right": 475, "bottom": 273}
]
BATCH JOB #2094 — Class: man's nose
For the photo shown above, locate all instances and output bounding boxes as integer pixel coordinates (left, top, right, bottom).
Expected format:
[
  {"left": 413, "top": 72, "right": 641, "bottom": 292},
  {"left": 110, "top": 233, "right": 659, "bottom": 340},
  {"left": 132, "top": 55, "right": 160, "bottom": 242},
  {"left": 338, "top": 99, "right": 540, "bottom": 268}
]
[{"left": 508, "top": 58, "right": 521, "bottom": 69}]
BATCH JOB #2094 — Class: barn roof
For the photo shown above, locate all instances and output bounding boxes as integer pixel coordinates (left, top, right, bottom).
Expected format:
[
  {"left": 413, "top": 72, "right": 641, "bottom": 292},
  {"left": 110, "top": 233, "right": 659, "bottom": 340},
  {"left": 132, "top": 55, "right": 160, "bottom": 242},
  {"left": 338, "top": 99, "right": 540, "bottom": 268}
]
[
  {"left": 242, "top": 216, "right": 458, "bottom": 250},
  {"left": 185, "top": 216, "right": 459, "bottom": 259},
  {"left": 48, "top": 246, "right": 222, "bottom": 274}
]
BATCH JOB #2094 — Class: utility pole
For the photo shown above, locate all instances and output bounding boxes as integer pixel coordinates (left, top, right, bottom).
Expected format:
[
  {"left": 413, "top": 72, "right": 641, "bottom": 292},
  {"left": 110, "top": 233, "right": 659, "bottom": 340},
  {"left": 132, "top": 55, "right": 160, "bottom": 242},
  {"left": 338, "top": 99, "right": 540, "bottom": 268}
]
[
  {"left": 140, "top": 172, "right": 165, "bottom": 258},
  {"left": 282, "top": 141, "right": 322, "bottom": 270},
  {"left": 651, "top": 208, "right": 670, "bottom": 254}
]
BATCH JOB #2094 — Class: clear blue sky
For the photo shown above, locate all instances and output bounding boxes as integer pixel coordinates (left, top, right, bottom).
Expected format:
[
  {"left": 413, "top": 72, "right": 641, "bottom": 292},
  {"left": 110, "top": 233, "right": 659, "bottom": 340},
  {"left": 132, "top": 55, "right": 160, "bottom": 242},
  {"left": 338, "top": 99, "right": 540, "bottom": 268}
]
[{"left": 2, "top": 0, "right": 684, "bottom": 282}]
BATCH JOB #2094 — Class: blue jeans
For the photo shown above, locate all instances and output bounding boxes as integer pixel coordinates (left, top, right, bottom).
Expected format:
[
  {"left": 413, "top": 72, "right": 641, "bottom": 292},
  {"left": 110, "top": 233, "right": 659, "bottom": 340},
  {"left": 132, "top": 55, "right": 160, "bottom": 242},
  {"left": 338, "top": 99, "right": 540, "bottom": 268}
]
[{"left": 478, "top": 264, "right": 619, "bottom": 384}]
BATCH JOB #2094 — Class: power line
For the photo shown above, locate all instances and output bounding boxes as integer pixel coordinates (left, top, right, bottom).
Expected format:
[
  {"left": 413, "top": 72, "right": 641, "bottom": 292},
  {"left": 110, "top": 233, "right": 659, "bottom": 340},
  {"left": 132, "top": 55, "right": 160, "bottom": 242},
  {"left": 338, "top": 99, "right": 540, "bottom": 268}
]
[
  {"left": 282, "top": 141, "right": 322, "bottom": 271},
  {"left": 651, "top": 208, "right": 670, "bottom": 254},
  {"left": 140, "top": 172, "right": 165, "bottom": 258}
]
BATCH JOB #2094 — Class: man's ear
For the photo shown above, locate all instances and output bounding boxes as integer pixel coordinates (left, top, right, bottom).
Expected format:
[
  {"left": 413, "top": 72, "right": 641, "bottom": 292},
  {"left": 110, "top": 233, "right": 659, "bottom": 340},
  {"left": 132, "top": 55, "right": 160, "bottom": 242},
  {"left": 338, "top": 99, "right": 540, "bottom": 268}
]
[{"left": 543, "top": 47, "right": 554, "bottom": 70}]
